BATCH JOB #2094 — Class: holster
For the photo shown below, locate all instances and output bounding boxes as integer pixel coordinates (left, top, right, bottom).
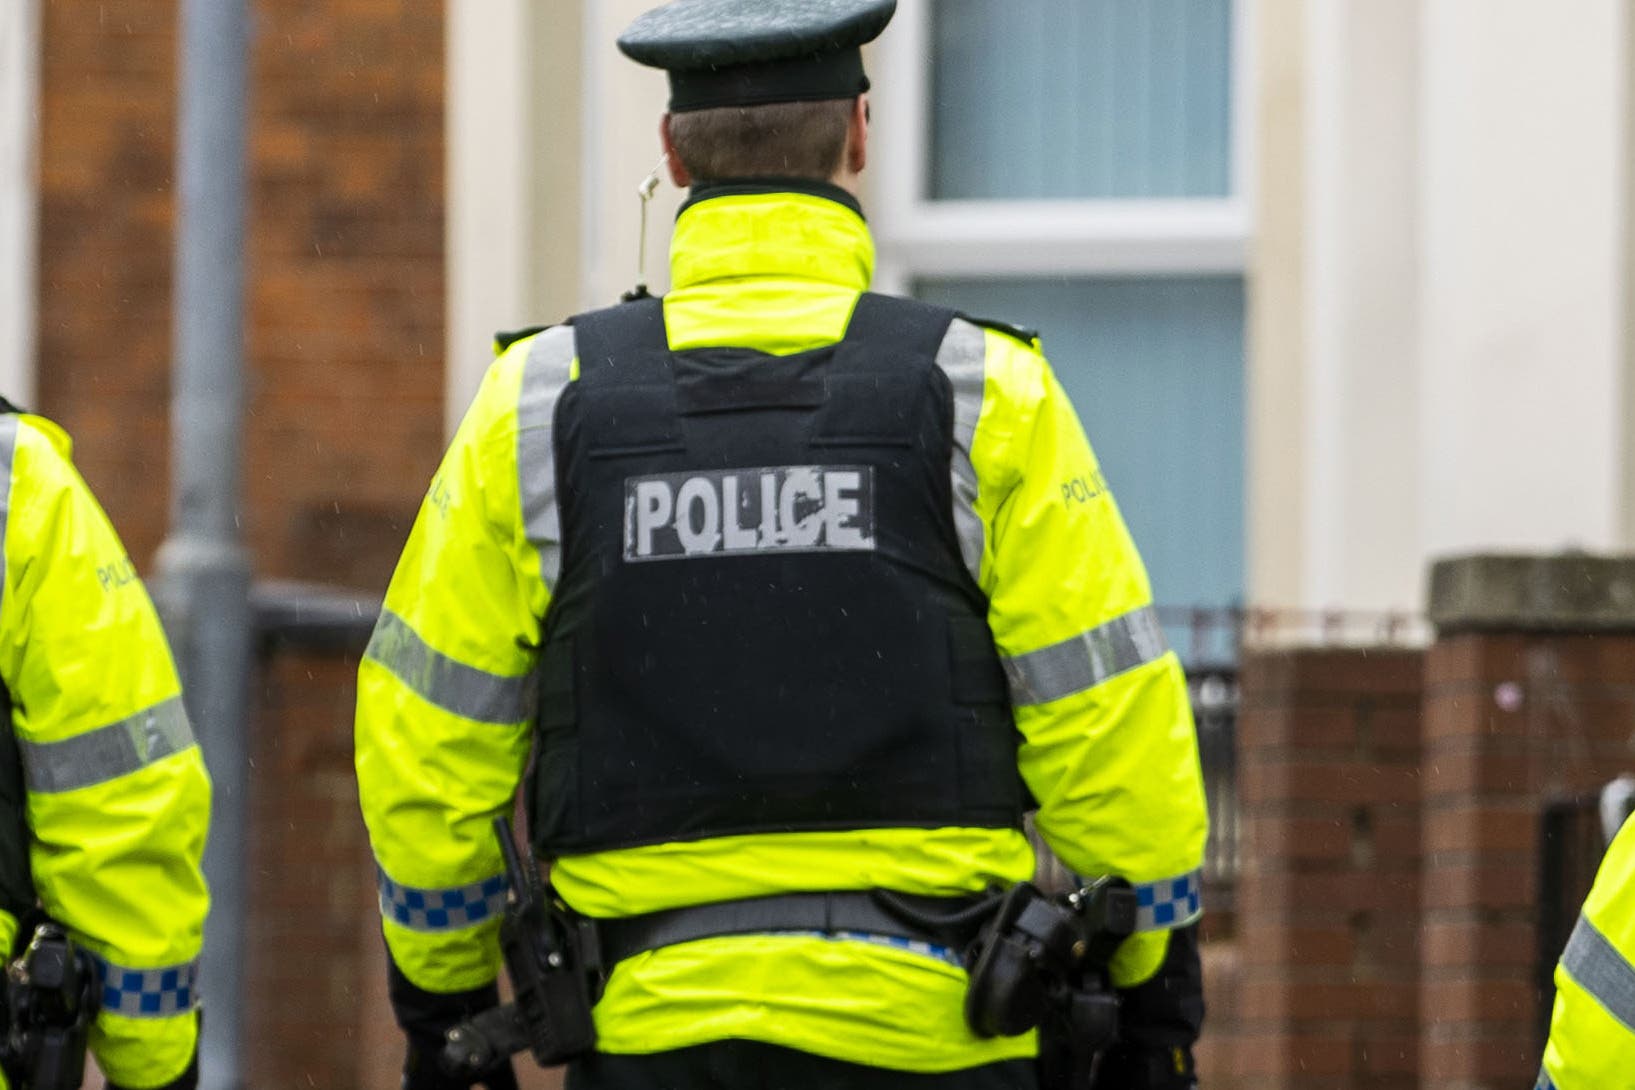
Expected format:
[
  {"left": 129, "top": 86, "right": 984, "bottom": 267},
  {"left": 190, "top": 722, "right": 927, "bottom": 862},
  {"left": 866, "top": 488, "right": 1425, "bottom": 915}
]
[
  {"left": 962, "top": 880, "right": 1137, "bottom": 1090},
  {"left": 2, "top": 922, "right": 99, "bottom": 1090}
]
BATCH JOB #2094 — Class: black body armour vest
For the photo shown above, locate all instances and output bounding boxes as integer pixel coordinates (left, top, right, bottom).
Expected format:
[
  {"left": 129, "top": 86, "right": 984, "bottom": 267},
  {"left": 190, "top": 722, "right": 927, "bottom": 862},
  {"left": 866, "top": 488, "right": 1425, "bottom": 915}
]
[{"left": 527, "top": 294, "right": 1025, "bottom": 856}]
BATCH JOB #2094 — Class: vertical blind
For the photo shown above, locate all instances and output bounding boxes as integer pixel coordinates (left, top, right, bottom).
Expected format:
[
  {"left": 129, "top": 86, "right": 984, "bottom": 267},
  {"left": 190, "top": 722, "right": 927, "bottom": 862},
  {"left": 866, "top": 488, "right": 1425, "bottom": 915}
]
[
  {"left": 929, "top": 0, "right": 1234, "bottom": 200},
  {"left": 917, "top": 277, "right": 1245, "bottom": 619}
]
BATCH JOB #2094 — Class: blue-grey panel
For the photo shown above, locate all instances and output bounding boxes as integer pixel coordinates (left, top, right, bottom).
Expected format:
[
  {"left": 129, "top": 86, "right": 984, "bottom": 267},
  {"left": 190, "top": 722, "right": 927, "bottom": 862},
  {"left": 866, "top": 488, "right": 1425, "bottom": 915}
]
[
  {"left": 929, "top": 0, "right": 1234, "bottom": 200},
  {"left": 916, "top": 277, "right": 1245, "bottom": 633}
]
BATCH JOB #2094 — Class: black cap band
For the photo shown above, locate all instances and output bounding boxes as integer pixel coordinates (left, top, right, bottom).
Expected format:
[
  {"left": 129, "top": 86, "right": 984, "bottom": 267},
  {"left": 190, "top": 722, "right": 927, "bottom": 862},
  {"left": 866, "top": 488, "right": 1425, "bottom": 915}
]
[{"left": 668, "top": 48, "right": 868, "bottom": 112}]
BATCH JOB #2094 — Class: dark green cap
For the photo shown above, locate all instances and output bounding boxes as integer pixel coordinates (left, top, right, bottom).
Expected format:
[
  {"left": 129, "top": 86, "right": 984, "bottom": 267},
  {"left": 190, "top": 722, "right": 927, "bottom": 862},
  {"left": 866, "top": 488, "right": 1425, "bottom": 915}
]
[{"left": 618, "top": 0, "right": 897, "bottom": 113}]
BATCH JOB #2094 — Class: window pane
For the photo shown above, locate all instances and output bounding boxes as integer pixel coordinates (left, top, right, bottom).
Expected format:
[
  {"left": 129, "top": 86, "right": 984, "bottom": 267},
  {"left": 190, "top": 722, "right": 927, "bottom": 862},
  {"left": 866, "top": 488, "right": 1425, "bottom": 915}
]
[
  {"left": 929, "top": 0, "right": 1234, "bottom": 200},
  {"left": 916, "top": 276, "right": 1244, "bottom": 640}
]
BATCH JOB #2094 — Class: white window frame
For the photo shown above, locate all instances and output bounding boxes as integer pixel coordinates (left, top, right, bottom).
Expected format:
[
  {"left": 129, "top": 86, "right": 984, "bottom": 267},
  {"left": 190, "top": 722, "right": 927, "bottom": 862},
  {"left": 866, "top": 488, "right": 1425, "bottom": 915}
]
[
  {"left": 0, "top": 0, "right": 40, "bottom": 404},
  {"left": 870, "top": 0, "right": 1256, "bottom": 293}
]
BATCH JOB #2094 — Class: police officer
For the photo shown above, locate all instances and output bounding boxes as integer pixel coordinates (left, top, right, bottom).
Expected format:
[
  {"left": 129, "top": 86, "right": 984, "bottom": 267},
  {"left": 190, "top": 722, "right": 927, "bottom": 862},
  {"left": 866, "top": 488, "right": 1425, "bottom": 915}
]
[
  {"left": 0, "top": 400, "right": 211, "bottom": 1089},
  {"left": 355, "top": 2, "right": 1208, "bottom": 1088},
  {"left": 1535, "top": 800, "right": 1635, "bottom": 1088}
]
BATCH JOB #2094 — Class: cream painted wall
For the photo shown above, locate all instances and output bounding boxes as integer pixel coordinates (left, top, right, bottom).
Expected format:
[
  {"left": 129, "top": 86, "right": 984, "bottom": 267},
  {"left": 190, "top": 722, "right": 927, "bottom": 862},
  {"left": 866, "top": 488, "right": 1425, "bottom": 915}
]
[
  {"left": 1252, "top": 0, "right": 1629, "bottom": 616},
  {"left": 1246, "top": 0, "right": 1309, "bottom": 611},
  {"left": 0, "top": 0, "right": 39, "bottom": 406},
  {"left": 1419, "top": 0, "right": 1628, "bottom": 559},
  {"left": 1300, "top": 0, "right": 1421, "bottom": 613},
  {"left": 445, "top": 0, "right": 583, "bottom": 434},
  {"left": 448, "top": 0, "right": 680, "bottom": 436},
  {"left": 580, "top": 0, "right": 681, "bottom": 311}
]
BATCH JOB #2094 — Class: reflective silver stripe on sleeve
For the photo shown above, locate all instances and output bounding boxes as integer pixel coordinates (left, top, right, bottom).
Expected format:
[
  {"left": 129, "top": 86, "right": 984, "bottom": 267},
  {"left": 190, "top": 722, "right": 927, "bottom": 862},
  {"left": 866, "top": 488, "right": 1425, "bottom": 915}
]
[
  {"left": 1561, "top": 913, "right": 1635, "bottom": 1032},
  {"left": 89, "top": 953, "right": 200, "bottom": 1017},
  {"left": 0, "top": 413, "right": 17, "bottom": 617},
  {"left": 932, "top": 319, "right": 988, "bottom": 585},
  {"left": 518, "top": 326, "right": 578, "bottom": 593},
  {"left": 364, "top": 608, "right": 534, "bottom": 725},
  {"left": 1003, "top": 605, "right": 1170, "bottom": 707},
  {"left": 20, "top": 696, "right": 196, "bottom": 793}
]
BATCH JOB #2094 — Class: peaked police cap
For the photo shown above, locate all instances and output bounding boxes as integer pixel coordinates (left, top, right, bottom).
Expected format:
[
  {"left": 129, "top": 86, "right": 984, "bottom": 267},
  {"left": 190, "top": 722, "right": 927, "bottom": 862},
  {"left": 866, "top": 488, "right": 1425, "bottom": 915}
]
[{"left": 618, "top": 0, "right": 896, "bottom": 113}]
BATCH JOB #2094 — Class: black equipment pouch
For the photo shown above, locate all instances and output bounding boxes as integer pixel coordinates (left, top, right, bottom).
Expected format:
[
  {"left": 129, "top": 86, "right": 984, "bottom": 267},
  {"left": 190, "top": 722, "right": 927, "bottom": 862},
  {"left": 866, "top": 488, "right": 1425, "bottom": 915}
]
[
  {"left": 963, "top": 879, "right": 1137, "bottom": 1088},
  {"left": 441, "top": 819, "right": 600, "bottom": 1079},
  {"left": 2, "top": 922, "right": 100, "bottom": 1090}
]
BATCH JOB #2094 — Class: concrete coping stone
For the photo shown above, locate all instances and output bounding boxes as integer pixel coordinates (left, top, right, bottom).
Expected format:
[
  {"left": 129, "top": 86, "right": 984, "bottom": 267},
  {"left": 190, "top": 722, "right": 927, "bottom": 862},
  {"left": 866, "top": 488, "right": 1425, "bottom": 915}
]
[{"left": 1429, "top": 553, "right": 1635, "bottom": 634}]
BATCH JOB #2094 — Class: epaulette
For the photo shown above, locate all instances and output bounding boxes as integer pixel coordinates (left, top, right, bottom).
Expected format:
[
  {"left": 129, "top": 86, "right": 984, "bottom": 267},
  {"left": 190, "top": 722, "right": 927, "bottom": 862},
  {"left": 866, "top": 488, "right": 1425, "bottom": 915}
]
[
  {"left": 493, "top": 325, "right": 554, "bottom": 353},
  {"left": 958, "top": 313, "right": 1040, "bottom": 347}
]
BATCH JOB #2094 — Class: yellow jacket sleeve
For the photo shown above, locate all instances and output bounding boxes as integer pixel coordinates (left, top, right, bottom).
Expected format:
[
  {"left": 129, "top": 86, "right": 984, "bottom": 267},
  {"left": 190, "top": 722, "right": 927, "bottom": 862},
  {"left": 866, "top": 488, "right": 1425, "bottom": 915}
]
[
  {"left": 1540, "top": 815, "right": 1635, "bottom": 1088},
  {"left": 355, "top": 340, "right": 549, "bottom": 994},
  {"left": 969, "top": 328, "right": 1208, "bottom": 987},
  {"left": 0, "top": 414, "right": 211, "bottom": 1089}
]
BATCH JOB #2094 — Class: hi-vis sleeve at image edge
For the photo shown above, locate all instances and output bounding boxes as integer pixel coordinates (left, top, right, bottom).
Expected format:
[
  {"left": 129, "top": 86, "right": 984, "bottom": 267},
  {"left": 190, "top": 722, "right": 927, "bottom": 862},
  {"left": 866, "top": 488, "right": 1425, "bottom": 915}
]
[
  {"left": 355, "top": 336, "right": 559, "bottom": 995},
  {"left": 0, "top": 414, "right": 211, "bottom": 1090},
  {"left": 953, "top": 323, "right": 1209, "bottom": 990}
]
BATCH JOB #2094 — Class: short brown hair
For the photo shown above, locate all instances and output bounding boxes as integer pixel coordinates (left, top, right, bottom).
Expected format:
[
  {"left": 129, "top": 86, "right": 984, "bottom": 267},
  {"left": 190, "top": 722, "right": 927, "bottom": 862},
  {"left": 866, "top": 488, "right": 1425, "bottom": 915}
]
[{"left": 667, "top": 98, "right": 854, "bottom": 183}]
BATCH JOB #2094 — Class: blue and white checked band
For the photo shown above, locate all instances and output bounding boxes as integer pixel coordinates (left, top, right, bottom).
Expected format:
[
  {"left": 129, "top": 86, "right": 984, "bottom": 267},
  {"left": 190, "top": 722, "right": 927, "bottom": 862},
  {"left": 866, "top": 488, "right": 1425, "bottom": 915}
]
[
  {"left": 768, "top": 930, "right": 964, "bottom": 968},
  {"left": 377, "top": 866, "right": 510, "bottom": 932},
  {"left": 1534, "top": 1069, "right": 1556, "bottom": 1090},
  {"left": 89, "top": 954, "right": 200, "bottom": 1018},
  {"left": 1134, "top": 869, "right": 1203, "bottom": 932}
]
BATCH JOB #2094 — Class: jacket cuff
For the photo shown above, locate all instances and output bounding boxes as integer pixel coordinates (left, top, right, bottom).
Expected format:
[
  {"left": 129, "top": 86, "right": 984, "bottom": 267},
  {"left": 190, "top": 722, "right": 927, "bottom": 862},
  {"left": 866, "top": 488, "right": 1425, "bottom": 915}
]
[{"left": 1115, "top": 922, "right": 1204, "bottom": 1051}]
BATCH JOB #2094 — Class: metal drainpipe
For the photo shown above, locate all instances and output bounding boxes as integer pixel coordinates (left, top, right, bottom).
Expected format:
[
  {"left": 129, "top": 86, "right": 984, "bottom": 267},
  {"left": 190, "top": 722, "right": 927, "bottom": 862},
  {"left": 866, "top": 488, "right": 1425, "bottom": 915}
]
[{"left": 155, "top": 2, "right": 252, "bottom": 1088}]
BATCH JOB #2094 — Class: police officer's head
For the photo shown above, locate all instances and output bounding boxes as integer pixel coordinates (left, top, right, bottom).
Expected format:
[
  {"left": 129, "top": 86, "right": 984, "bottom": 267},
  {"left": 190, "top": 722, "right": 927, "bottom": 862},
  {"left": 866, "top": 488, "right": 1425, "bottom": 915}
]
[{"left": 618, "top": 0, "right": 896, "bottom": 194}]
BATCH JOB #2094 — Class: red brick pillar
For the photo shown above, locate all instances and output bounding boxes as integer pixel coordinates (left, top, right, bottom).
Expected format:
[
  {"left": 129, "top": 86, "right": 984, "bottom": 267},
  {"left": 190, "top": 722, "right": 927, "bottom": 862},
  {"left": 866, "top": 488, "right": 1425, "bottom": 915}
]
[
  {"left": 1237, "top": 648, "right": 1425, "bottom": 1090},
  {"left": 1421, "top": 555, "right": 1635, "bottom": 1090}
]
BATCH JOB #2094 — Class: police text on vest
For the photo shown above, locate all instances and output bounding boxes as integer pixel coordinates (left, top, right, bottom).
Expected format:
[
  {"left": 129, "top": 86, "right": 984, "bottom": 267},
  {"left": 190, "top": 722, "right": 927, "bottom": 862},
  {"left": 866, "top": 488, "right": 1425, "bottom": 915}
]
[{"left": 625, "top": 466, "right": 876, "bottom": 561}]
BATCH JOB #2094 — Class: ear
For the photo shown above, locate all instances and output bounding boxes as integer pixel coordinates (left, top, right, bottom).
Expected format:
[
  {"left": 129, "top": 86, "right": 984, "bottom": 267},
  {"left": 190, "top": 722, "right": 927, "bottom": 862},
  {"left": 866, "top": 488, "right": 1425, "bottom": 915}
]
[
  {"left": 846, "top": 94, "right": 869, "bottom": 175},
  {"left": 660, "top": 114, "right": 693, "bottom": 187}
]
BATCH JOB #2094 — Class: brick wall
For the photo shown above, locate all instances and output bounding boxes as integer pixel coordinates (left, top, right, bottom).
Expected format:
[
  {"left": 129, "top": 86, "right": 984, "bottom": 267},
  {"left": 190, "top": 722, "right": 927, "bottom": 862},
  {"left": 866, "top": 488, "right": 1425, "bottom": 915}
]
[
  {"left": 36, "top": 0, "right": 445, "bottom": 589},
  {"left": 1235, "top": 648, "right": 1425, "bottom": 1090},
  {"left": 36, "top": 0, "right": 177, "bottom": 558},
  {"left": 1420, "top": 632, "right": 1635, "bottom": 1090}
]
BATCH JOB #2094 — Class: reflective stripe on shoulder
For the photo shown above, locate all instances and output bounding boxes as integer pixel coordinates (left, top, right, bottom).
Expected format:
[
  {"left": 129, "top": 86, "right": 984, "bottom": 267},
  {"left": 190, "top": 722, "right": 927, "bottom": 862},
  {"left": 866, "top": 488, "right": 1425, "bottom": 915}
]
[
  {"left": 89, "top": 952, "right": 200, "bottom": 1018},
  {"left": 0, "top": 413, "right": 17, "bottom": 616},
  {"left": 1003, "top": 605, "right": 1169, "bottom": 707},
  {"left": 518, "top": 325, "right": 578, "bottom": 594},
  {"left": 377, "top": 864, "right": 509, "bottom": 933},
  {"left": 932, "top": 318, "right": 987, "bottom": 586},
  {"left": 1561, "top": 912, "right": 1635, "bottom": 1032},
  {"left": 364, "top": 609, "right": 533, "bottom": 725},
  {"left": 21, "top": 696, "right": 195, "bottom": 794},
  {"left": 1133, "top": 868, "right": 1203, "bottom": 932}
]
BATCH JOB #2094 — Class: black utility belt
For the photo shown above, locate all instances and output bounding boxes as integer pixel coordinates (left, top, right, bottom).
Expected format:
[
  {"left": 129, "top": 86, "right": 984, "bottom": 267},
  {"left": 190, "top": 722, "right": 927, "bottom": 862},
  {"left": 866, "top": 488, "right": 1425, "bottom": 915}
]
[
  {"left": 442, "top": 818, "right": 1140, "bottom": 1085},
  {"left": 596, "top": 889, "right": 985, "bottom": 966}
]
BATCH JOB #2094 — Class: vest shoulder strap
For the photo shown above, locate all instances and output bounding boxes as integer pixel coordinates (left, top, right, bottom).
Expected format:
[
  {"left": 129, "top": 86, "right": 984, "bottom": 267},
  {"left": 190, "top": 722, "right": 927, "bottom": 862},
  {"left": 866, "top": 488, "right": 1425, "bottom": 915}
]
[
  {"left": 570, "top": 297, "right": 668, "bottom": 378},
  {"left": 844, "top": 293, "right": 960, "bottom": 361},
  {"left": 493, "top": 325, "right": 554, "bottom": 354},
  {"left": 959, "top": 313, "right": 1039, "bottom": 348}
]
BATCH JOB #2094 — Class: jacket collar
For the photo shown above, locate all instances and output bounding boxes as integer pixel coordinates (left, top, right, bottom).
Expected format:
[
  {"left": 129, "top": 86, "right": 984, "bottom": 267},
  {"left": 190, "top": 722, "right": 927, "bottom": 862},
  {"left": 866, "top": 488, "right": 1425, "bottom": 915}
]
[{"left": 670, "top": 179, "right": 875, "bottom": 293}]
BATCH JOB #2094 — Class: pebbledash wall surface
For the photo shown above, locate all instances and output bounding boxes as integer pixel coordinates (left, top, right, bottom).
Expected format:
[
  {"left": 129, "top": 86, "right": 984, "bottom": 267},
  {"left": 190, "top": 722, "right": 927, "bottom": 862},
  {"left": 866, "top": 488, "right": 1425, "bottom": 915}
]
[{"left": 23, "top": 4, "right": 1635, "bottom": 1090}]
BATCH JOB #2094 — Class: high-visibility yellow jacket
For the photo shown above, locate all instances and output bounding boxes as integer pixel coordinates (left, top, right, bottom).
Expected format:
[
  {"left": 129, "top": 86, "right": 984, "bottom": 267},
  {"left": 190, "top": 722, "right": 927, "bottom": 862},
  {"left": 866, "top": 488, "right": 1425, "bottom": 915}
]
[
  {"left": 0, "top": 408, "right": 211, "bottom": 1089},
  {"left": 356, "top": 185, "right": 1208, "bottom": 1072},
  {"left": 1538, "top": 811, "right": 1635, "bottom": 1089}
]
